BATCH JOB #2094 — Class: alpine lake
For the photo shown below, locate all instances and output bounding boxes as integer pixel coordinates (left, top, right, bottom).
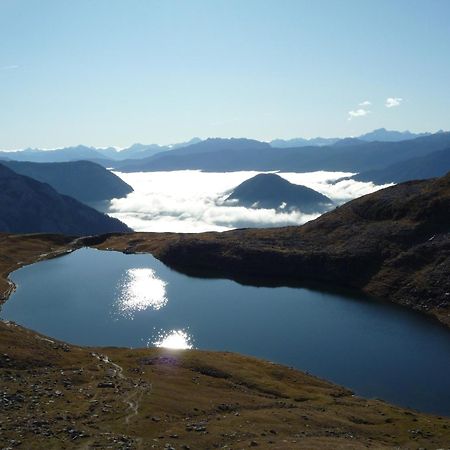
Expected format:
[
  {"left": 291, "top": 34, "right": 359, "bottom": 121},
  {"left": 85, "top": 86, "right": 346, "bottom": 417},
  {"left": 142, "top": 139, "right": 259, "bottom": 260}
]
[{"left": 2, "top": 248, "right": 450, "bottom": 416}]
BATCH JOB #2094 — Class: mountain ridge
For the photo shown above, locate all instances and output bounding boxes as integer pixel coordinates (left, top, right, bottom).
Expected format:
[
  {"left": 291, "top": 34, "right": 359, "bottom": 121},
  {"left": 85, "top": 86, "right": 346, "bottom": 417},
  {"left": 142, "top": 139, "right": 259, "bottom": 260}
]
[
  {"left": 353, "top": 147, "right": 450, "bottom": 184},
  {"left": 2, "top": 129, "right": 445, "bottom": 164},
  {"left": 2, "top": 160, "right": 133, "bottom": 203},
  {"left": 227, "top": 173, "right": 332, "bottom": 212},
  {"left": 113, "top": 132, "right": 450, "bottom": 173},
  {"left": 0, "top": 163, "right": 131, "bottom": 235}
]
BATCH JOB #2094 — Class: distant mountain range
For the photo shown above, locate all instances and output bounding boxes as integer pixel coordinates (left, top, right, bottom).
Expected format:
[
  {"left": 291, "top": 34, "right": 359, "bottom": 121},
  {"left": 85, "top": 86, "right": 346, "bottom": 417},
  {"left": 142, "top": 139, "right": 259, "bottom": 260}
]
[
  {"left": 96, "top": 138, "right": 202, "bottom": 160},
  {"left": 1, "top": 160, "right": 133, "bottom": 203},
  {"left": 0, "top": 145, "right": 107, "bottom": 163},
  {"left": 0, "top": 138, "right": 202, "bottom": 164},
  {"left": 269, "top": 128, "right": 432, "bottom": 148},
  {"left": 0, "top": 129, "right": 438, "bottom": 163},
  {"left": 353, "top": 147, "right": 450, "bottom": 184},
  {"left": 1, "top": 130, "right": 449, "bottom": 185},
  {"left": 357, "top": 128, "right": 432, "bottom": 142},
  {"left": 111, "top": 132, "right": 450, "bottom": 174},
  {"left": 0, "top": 163, "right": 131, "bottom": 235},
  {"left": 227, "top": 173, "right": 332, "bottom": 212}
]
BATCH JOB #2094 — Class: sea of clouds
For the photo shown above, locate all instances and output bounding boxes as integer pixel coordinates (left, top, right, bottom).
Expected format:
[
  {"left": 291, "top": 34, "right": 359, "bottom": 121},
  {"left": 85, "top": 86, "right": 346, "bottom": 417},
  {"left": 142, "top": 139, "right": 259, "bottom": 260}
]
[{"left": 107, "top": 170, "right": 391, "bottom": 233}]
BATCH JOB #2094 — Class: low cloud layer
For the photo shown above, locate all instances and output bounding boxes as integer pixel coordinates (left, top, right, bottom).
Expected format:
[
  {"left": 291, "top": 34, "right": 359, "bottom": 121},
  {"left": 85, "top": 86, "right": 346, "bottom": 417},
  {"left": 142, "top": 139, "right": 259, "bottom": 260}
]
[{"left": 108, "top": 171, "right": 390, "bottom": 233}]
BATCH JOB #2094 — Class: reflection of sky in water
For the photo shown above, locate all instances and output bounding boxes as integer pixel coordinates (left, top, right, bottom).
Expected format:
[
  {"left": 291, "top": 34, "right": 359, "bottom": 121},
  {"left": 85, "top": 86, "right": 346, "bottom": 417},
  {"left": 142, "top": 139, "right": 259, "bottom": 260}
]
[
  {"left": 152, "top": 329, "right": 194, "bottom": 350},
  {"left": 115, "top": 268, "right": 167, "bottom": 317}
]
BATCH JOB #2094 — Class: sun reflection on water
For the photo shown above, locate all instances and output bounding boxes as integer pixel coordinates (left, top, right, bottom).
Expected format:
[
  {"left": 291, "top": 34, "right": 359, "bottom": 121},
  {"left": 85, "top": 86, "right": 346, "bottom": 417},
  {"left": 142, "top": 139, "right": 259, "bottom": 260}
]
[
  {"left": 152, "top": 329, "right": 194, "bottom": 350},
  {"left": 116, "top": 268, "right": 168, "bottom": 317}
]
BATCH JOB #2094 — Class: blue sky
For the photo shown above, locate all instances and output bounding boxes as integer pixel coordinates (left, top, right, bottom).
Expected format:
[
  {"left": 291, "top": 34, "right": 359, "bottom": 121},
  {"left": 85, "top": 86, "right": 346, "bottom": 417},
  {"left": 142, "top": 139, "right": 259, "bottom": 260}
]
[{"left": 1, "top": 0, "right": 449, "bottom": 149}]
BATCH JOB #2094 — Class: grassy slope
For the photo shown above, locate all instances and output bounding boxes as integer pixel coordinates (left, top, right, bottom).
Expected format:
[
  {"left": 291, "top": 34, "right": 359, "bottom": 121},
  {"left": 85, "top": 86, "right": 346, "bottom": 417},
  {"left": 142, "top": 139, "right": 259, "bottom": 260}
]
[{"left": 1, "top": 234, "right": 450, "bottom": 449}]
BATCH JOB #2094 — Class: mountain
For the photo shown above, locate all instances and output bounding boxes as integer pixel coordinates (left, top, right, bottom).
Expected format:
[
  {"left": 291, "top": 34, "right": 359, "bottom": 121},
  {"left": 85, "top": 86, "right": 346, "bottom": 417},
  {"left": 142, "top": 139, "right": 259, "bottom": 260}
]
[
  {"left": 108, "top": 143, "right": 167, "bottom": 160},
  {"left": 270, "top": 137, "right": 340, "bottom": 148},
  {"left": 0, "top": 163, "right": 131, "bottom": 235},
  {"left": 0, "top": 145, "right": 108, "bottom": 163},
  {"left": 358, "top": 128, "right": 431, "bottom": 142},
  {"left": 116, "top": 138, "right": 272, "bottom": 172},
  {"left": 0, "top": 139, "right": 204, "bottom": 164},
  {"left": 226, "top": 173, "right": 332, "bottom": 212},
  {"left": 154, "top": 137, "right": 270, "bottom": 157},
  {"left": 270, "top": 129, "right": 433, "bottom": 148},
  {"left": 2, "top": 160, "right": 133, "bottom": 203},
  {"left": 96, "top": 139, "right": 203, "bottom": 160},
  {"left": 114, "top": 132, "right": 450, "bottom": 174},
  {"left": 353, "top": 148, "right": 450, "bottom": 184}
]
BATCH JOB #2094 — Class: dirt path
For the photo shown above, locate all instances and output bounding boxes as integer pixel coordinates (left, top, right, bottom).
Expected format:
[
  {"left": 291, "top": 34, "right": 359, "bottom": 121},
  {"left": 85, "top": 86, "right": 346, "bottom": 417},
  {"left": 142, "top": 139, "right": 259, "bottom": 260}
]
[{"left": 92, "top": 352, "right": 152, "bottom": 426}]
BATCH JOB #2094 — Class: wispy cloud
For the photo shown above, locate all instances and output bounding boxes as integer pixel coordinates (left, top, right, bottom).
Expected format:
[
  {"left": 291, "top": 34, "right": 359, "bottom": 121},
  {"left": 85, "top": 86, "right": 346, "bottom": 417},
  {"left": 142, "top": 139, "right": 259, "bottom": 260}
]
[
  {"left": 385, "top": 97, "right": 403, "bottom": 108},
  {"left": 0, "top": 64, "right": 19, "bottom": 71},
  {"left": 359, "top": 100, "right": 371, "bottom": 106},
  {"left": 348, "top": 108, "right": 371, "bottom": 120}
]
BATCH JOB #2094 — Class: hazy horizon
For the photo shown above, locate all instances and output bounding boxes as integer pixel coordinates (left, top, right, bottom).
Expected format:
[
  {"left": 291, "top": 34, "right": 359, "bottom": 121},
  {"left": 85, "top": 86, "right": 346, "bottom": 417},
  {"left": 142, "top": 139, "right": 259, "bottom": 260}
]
[{"left": 0, "top": 127, "right": 446, "bottom": 153}]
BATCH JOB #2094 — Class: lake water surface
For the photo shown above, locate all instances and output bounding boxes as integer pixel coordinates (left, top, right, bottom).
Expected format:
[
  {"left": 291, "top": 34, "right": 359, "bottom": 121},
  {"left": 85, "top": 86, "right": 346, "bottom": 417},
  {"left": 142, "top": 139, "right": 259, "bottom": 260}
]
[{"left": 2, "top": 248, "right": 450, "bottom": 415}]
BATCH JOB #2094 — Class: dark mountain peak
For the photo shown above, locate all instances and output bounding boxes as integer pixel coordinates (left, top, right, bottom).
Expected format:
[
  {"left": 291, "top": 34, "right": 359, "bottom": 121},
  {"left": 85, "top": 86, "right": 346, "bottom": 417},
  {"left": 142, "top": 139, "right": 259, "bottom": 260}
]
[
  {"left": 227, "top": 173, "right": 332, "bottom": 212},
  {"left": 3, "top": 160, "right": 133, "bottom": 203},
  {"left": 0, "top": 163, "right": 131, "bottom": 235}
]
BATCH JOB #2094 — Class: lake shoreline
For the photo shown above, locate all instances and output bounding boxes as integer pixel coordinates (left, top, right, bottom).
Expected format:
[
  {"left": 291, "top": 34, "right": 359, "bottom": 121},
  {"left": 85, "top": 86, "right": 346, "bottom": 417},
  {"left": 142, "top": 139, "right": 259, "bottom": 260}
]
[
  {"left": 6, "top": 244, "right": 450, "bottom": 416},
  {"left": 1, "top": 233, "right": 450, "bottom": 448}
]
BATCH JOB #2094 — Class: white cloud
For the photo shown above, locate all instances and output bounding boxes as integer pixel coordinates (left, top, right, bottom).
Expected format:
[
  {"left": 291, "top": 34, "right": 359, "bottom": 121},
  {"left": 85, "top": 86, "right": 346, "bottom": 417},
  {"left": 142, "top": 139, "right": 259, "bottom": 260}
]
[
  {"left": 348, "top": 108, "right": 371, "bottom": 120},
  {"left": 385, "top": 97, "right": 403, "bottom": 108},
  {"left": 106, "top": 170, "right": 390, "bottom": 233},
  {"left": 359, "top": 100, "right": 372, "bottom": 106},
  {"left": 0, "top": 65, "right": 19, "bottom": 71}
]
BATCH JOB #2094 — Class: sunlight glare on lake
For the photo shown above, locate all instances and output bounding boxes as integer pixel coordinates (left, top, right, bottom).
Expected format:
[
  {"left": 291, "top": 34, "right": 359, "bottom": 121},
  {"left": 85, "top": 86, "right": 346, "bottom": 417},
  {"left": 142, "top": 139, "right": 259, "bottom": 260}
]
[
  {"left": 152, "top": 329, "right": 193, "bottom": 350},
  {"left": 116, "top": 268, "right": 167, "bottom": 317}
]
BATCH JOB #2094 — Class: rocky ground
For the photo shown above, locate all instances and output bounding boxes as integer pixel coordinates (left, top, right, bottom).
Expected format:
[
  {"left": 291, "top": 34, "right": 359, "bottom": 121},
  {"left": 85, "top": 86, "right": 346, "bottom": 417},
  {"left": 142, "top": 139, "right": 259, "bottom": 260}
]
[{"left": 1, "top": 319, "right": 450, "bottom": 449}]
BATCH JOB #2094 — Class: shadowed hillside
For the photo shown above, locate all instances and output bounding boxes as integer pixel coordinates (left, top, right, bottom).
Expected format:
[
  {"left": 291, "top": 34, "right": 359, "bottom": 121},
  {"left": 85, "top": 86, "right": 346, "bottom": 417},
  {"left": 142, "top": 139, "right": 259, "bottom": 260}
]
[
  {"left": 2, "top": 160, "right": 133, "bottom": 203},
  {"left": 353, "top": 147, "right": 450, "bottom": 184},
  {"left": 0, "top": 163, "right": 131, "bottom": 235}
]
